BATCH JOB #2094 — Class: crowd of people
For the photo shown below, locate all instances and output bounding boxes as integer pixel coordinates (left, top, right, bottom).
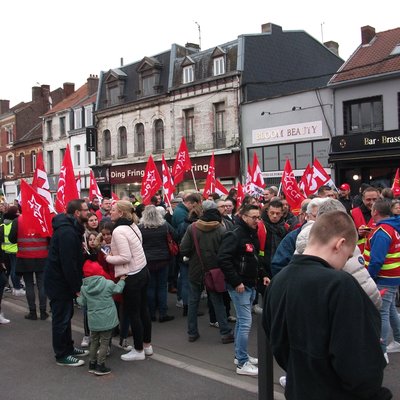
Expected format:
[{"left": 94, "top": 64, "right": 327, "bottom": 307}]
[{"left": 0, "top": 181, "right": 399, "bottom": 395}]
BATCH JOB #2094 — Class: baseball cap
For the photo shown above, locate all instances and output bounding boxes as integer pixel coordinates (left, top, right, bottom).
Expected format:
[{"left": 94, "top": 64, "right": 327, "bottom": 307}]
[
  {"left": 393, "top": 187, "right": 400, "bottom": 197},
  {"left": 339, "top": 183, "right": 350, "bottom": 191}
]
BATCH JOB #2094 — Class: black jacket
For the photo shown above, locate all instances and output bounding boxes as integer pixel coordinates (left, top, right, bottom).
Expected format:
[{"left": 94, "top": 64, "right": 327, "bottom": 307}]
[
  {"left": 217, "top": 218, "right": 262, "bottom": 288},
  {"left": 44, "top": 214, "right": 85, "bottom": 300},
  {"left": 264, "top": 254, "right": 391, "bottom": 400}
]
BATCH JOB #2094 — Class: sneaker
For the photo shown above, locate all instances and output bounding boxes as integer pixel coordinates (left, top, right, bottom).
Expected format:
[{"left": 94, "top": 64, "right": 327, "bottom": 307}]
[
  {"left": 72, "top": 347, "right": 89, "bottom": 357},
  {"left": 228, "top": 316, "right": 237, "bottom": 323},
  {"left": 236, "top": 361, "right": 258, "bottom": 376},
  {"left": 144, "top": 345, "right": 153, "bottom": 356},
  {"left": 0, "top": 313, "right": 10, "bottom": 324},
  {"left": 119, "top": 338, "right": 133, "bottom": 351},
  {"left": 88, "top": 361, "right": 97, "bottom": 374},
  {"left": 200, "top": 290, "right": 208, "bottom": 299},
  {"left": 387, "top": 340, "right": 400, "bottom": 353},
  {"left": 209, "top": 321, "right": 219, "bottom": 328},
  {"left": 188, "top": 333, "right": 200, "bottom": 342},
  {"left": 234, "top": 355, "right": 258, "bottom": 365},
  {"left": 384, "top": 352, "right": 389, "bottom": 364},
  {"left": 56, "top": 355, "right": 85, "bottom": 367},
  {"left": 81, "top": 336, "right": 90, "bottom": 348},
  {"left": 25, "top": 312, "right": 38, "bottom": 320},
  {"left": 94, "top": 363, "right": 111, "bottom": 375},
  {"left": 121, "top": 348, "right": 145, "bottom": 361},
  {"left": 13, "top": 288, "right": 26, "bottom": 297},
  {"left": 176, "top": 299, "right": 184, "bottom": 308},
  {"left": 4, "top": 286, "right": 12, "bottom": 293},
  {"left": 252, "top": 304, "right": 263, "bottom": 315},
  {"left": 279, "top": 376, "right": 287, "bottom": 388}
]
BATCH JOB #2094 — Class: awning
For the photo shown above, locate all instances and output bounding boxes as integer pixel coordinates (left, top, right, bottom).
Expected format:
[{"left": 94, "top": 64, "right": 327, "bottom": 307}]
[{"left": 329, "top": 150, "right": 400, "bottom": 163}]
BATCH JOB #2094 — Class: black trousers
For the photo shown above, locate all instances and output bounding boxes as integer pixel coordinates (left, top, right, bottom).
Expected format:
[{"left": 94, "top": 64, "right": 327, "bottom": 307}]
[{"left": 50, "top": 298, "right": 74, "bottom": 359}]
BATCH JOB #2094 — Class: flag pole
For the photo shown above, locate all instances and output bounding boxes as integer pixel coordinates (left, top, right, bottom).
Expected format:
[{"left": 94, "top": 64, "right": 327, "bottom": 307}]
[{"left": 191, "top": 169, "right": 198, "bottom": 192}]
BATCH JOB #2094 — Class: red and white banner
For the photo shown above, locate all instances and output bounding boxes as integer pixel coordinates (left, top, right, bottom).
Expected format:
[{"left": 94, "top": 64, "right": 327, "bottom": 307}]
[
  {"left": 20, "top": 179, "right": 53, "bottom": 237},
  {"left": 215, "top": 179, "right": 229, "bottom": 196},
  {"left": 281, "top": 159, "right": 306, "bottom": 215},
  {"left": 244, "top": 164, "right": 253, "bottom": 194},
  {"left": 31, "top": 151, "right": 54, "bottom": 212},
  {"left": 172, "top": 137, "right": 192, "bottom": 185},
  {"left": 236, "top": 182, "right": 244, "bottom": 210},
  {"left": 298, "top": 163, "right": 314, "bottom": 197},
  {"left": 392, "top": 168, "right": 400, "bottom": 189},
  {"left": 89, "top": 169, "right": 103, "bottom": 201},
  {"left": 111, "top": 192, "right": 120, "bottom": 201},
  {"left": 202, "top": 153, "right": 216, "bottom": 199},
  {"left": 251, "top": 152, "right": 265, "bottom": 197},
  {"left": 311, "top": 158, "right": 331, "bottom": 192},
  {"left": 141, "top": 155, "right": 162, "bottom": 205},
  {"left": 162, "top": 154, "right": 175, "bottom": 206},
  {"left": 55, "top": 145, "right": 79, "bottom": 213}
]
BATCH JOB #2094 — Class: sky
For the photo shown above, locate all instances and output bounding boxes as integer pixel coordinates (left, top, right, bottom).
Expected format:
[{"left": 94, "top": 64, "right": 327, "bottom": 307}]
[{"left": 2, "top": 0, "right": 399, "bottom": 106}]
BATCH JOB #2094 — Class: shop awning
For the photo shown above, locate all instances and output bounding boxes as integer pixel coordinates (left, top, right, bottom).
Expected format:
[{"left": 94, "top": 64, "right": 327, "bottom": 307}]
[{"left": 329, "top": 150, "right": 400, "bottom": 163}]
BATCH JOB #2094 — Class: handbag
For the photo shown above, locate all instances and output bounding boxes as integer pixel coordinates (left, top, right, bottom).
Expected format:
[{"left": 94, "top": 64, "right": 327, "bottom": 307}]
[
  {"left": 166, "top": 230, "right": 179, "bottom": 256},
  {"left": 192, "top": 223, "right": 226, "bottom": 293}
]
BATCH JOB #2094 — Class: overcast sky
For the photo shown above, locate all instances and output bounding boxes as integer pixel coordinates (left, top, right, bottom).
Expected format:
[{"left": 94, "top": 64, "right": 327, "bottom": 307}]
[{"left": 2, "top": 0, "right": 398, "bottom": 106}]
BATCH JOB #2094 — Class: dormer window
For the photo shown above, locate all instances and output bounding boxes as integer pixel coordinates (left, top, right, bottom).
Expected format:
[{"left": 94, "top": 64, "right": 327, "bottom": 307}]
[
  {"left": 213, "top": 56, "right": 225, "bottom": 76},
  {"left": 105, "top": 69, "right": 127, "bottom": 106},
  {"left": 137, "top": 57, "right": 162, "bottom": 97},
  {"left": 183, "top": 66, "right": 194, "bottom": 84}
]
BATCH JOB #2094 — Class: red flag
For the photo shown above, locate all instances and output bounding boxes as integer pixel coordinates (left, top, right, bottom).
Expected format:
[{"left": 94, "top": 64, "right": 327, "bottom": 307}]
[
  {"left": 311, "top": 158, "right": 331, "bottom": 193},
  {"left": 111, "top": 192, "right": 120, "bottom": 201},
  {"left": 202, "top": 153, "right": 216, "bottom": 199},
  {"left": 215, "top": 179, "right": 229, "bottom": 196},
  {"left": 89, "top": 170, "right": 103, "bottom": 201},
  {"left": 298, "top": 164, "right": 314, "bottom": 197},
  {"left": 55, "top": 145, "right": 79, "bottom": 213},
  {"left": 141, "top": 155, "right": 162, "bottom": 205},
  {"left": 172, "top": 137, "right": 192, "bottom": 185},
  {"left": 162, "top": 154, "right": 175, "bottom": 206},
  {"left": 281, "top": 160, "right": 306, "bottom": 215},
  {"left": 244, "top": 164, "right": 253, "bottom": 194},
  {"left": 20, "top": 179, "right": 53, "bottom": 237},
  {"left": 31, "top": 151, "right": 54, "bottom": 212},
  {"left": 392, "top": 168, "right": 400, "bottom": 189},
  {"left": 251, "top": 152, "right": 266, "bottom": 197},
  {"left": 76, "top": 171, "right": 81, "bottom": 198},
  {"left": 236, "top": 182, "right": 244, "bottom": 210}
]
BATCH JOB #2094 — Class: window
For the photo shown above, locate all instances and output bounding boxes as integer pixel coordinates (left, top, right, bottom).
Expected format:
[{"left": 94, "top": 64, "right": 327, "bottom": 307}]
[
  {"left": 390, "top": 44, "right": 400, "bottom": 56},
  {"left": 85, "top": 105, "right": 93, "bottom": 126},
  {"left": 213, "top": 56, "right": 225, "bottom": 76},
  {"left": 184, "top": 109, "right": 195, "bottom": 151},
  {"left": 74, "top": 145, "right": 81, "bottom": 166},
  {"left": 135, "top": 123, "right": 145, "bottom": 155},
  {"left": 60, "top": 148, "right": 65, "bottom": 167},
  {"left": 46, "top": 120, "right": 53, "bottom": 140},
  {"left": 7, "top": 154, "right": 14, "bottom": 175},
  {"left": 183, "top": 65, "right": 194, "bottom": 84},
  {"left": 142, "top": 75, "right": 155, "bottom": 97},
  {"left": 104, "top": 130, "right": 111, "bottom": 158},
  {"left": 19, "top": 153, "right": 25, "bottom": 174},
  {"left": 31, "top": 151, "right": 36, "bottom": 172},
  {"left": 118, "top": 126, "right": 127, "bottom": 157},
  {"left": 214, "top": 102, "right": 226, "bottom": 148},
  {"left": 59, "top": 116, "right": 66, "bottom": 136},
  {"left": 343, "top": 96, "right": 383, "bottom": 134},
  {"left": 74, "top": 108, "right": 82, "bottom": 129},
  {"left": 6, "top": 126, "right": 13, "bottom": 144},
  {"left": 47, "top": 151, "right": 54, "bottom": 174},
  {"left": 154, "top": 119, "right": 164, "bottom": 152}
]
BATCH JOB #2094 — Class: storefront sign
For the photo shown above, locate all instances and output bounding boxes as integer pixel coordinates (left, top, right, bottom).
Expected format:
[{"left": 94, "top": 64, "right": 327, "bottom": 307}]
[
  {"left": 109, "top": 152, "right": 240, "bottom": 184},
  {"left": 92, "top": 166, "right": 110, "bottom": 184},
  {"left": 252, "top": 121, "right": 323, "bottom": 145}
]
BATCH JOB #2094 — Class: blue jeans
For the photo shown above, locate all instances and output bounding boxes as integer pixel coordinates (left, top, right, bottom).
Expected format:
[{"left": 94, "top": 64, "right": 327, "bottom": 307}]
[
  {"left": 177, "top": 262, "right": 189, "bottom": 305},
  {"left": 378, "top": 284, "right": 400, "bottom": 352},
  {"left": 188, "top": 281, "right": 232, "bottom": 337},
  {"left": 147, "top": 266, "right": 168, "bottom": 318},
  {"left": 227, "top": 284, "right": 256, "bottom": 366}
]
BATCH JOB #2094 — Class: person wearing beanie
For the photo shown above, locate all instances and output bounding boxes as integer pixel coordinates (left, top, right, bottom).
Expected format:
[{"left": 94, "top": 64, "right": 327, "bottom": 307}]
[
  {"left": 77, "top": 260, "right": 126, "bottom": 375},
  {"left": 180, "top": 200, "right": 234, "bottom": 344}
]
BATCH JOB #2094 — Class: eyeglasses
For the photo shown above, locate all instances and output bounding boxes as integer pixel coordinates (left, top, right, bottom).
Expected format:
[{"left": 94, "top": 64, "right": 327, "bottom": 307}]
[{"left": 244, "top": 214, "right": 261, "bottom": 221}]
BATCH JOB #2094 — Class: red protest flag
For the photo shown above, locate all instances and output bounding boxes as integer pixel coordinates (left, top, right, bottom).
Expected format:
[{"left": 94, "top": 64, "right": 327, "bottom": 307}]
[
  {"left": 281, "top": 159, "right": 306, "bottom": 215},
  {"left": 298, "top": 164, "right": 313, "bottom": 197},
  {"left": 32, "top": 151, "right": 54, "bottom": 212},
  {"left": 244, "top": 163, "right": 253, "bottom": 194},
  {"left": 236, "top": 182, "right": 244, "bottom": 210},
  {"left": 162, "top": 154, "right": 175, "bottom": 206},
  {"left": 20, "top": 179, "right": 53, "bottom": 237},
  {"left": 311, "top": 158, "right": 331, "bottom": 193},
  {"left": 55, "top": 144, "right": 79, "bottom": 213},
  {"left": 215, "top": 179, "right": 229, "bottom": 196},
  {"left": 76, "top": 171, "right": 81, "bottom": 198},
  {"left": 111, "top": 192, "right": 120, "bottom": 201},
  {"left": 251, "top": 152, "right": 266, "bottom": 197},
  {"left": 141, "top": 155, "right": 162, "bottom": 205},
  {"left": 392, "top": 168, "right": 400, "bottom": 189},
  {"left": 202, "top": 153, "right": 216, "bottom": 199},
  {"left": 89, "top": 169, "right": 103, "bottom": 201},
  {"left": 172, "top": 137, "right": 192, "bottom": 185}
]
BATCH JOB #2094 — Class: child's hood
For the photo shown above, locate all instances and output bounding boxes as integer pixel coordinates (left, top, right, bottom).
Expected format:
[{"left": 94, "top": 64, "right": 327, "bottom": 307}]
[{"left": 82, "top": 276, "right": 109, "bottom": 296}]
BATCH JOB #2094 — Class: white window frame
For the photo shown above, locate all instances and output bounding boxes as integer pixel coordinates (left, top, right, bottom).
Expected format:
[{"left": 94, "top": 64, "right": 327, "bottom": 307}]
[
  {"left": 7, "top": 126, "right": 13, "bottom": 144},
  {"left": 75, "top": 145, "right": 81, "bottom": 167},
  {"left": 31, "top": 151, "right": 36, "bottom": 172},
  {"left": 183, "top": 65, "right": 194, "bottom": 84},
  {"left": 7, "top": 154, "right": 14, "bottom": 175},
  {"left": 213, "top": 56, "right": 225, "bottom": 76},
  {"left": 74, "top": 108, "right": 82, "bottom": 129},
  {"left": 85, "top": 105, "right": 93, "bottom": 126},
  {"left": 20, "top": 153, "right": 25, "bottom": 174}
]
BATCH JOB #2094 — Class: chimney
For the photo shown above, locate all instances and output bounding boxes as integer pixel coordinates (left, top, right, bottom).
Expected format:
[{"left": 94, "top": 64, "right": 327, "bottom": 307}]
[
  {"left": 185, "top": 42, "right": 200, "bottom": 52},
  {"left": 0, "top": 100, "right": 10, "bottom": 115},
  {"left": 261, "top": 23, "right": 282, "bottom": 34},
  {"left": 63, "top": 82, "right": 75, "bottom": 98},
  {"left": 32, "top": 86, "right": 42, "bottom": 102},
  {"left": 324, "top": 40, "right": 339, "bottom": 56},
  {"left": 41, "top": 84, "right": 50, "bottom": 98},
  {"left": 87, "top": 75, "right": 99, "bottom": 95},
  {"left": 361, "top": 25, "right": 376, "bottom": 45}
]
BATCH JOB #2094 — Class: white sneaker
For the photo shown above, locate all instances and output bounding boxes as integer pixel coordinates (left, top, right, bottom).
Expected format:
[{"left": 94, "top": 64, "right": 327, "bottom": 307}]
[
  {"left": 121, "top": 348, "right": 145, "bottom": 361},
  {"left": 81, "top": 336, "right": 90, "bottom": 348},
  {"left": 144, "top": 345, "right": 153, "bottom": 356},
  {"left": 0, "top": 313, "right": 10, "bottom": 324},
  {"left": 236, "top": 361, "right": 258, "bottom": 376},
  {"left": 12, "top": 288, "right": 26, "bottom": 296},
  {"left": 176, "top": 299, "right": 183, "bottom": 308},
  {"left": 119, "top": 338, "right": 133, "bottom": 351},
  {"left": 200, "top": 290, "right": 208, "bottom": 299},
  {"left": 387, "top": 340, "right": 400, "bottom": 353},
  {"left": 384, "top": 352, "right": 389, "bottom": 364},
  {"left": 252, "top": 304, "right": 263, "bottom": 315},
  {"left": 209, "top": 322, "right": 219, "bottom": 328},
  {"left": 234, "top": 355, "right": 258, "bottom": 365},
  {"left": 279, "top": 376, "right": 287, "bottom": 388}
]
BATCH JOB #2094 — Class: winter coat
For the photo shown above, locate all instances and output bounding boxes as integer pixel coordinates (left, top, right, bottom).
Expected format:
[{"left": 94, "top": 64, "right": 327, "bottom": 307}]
[
  {"left": 77, "top": 274, "right": 125, "bottom": 331},
  {"left": 44, "top": 214, "right": 85, "bottom": 300},
  {"left": 171, "top": 203, "right": 189, "bottom": 230},
  {"left": 106, "top": 220, "right": 147, "bottom": 278}
]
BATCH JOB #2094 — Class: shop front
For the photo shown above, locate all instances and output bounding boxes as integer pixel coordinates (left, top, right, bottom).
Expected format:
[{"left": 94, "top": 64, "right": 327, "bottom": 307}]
[
  {"left": 329, "top": 130, "right": 400, "bottom": 193},
  {"left": 109, "top": 151, "right": 240, "bottom": 199}
]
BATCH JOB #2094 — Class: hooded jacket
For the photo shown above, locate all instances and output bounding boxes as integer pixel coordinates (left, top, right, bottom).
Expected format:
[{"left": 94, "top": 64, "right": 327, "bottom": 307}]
[
  {"left": 44, "top": 213, "right": 85, "bottom": 300},
  {"left": 77, "top": 260, "right": 125, "bottom": 331}
]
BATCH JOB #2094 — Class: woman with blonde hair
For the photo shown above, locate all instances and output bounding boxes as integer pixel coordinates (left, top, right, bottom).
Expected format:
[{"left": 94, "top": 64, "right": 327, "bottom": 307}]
[{"left": 105, "top": 200, "right": 153, "bottom": 361}]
